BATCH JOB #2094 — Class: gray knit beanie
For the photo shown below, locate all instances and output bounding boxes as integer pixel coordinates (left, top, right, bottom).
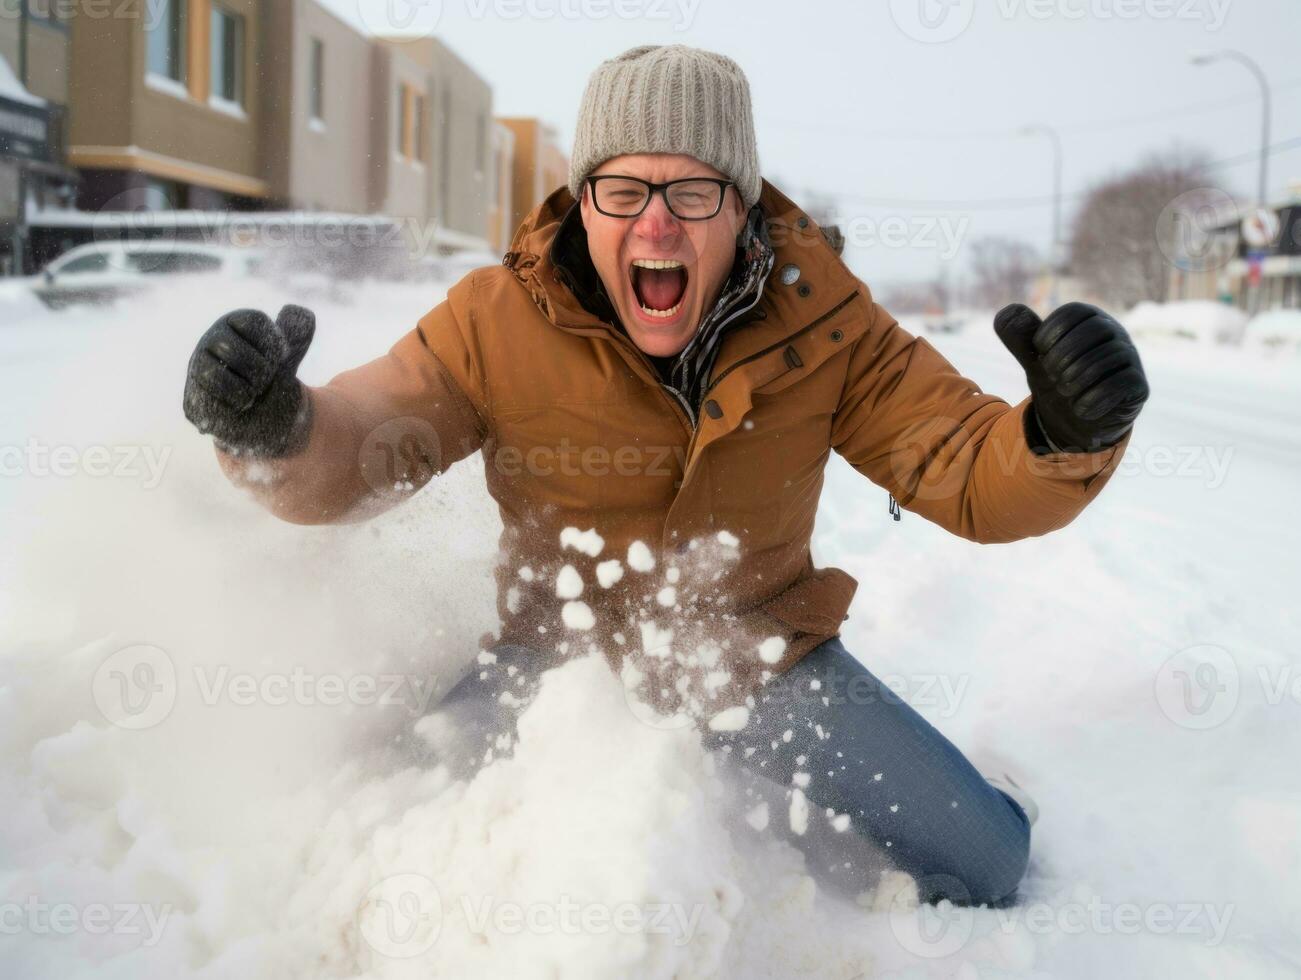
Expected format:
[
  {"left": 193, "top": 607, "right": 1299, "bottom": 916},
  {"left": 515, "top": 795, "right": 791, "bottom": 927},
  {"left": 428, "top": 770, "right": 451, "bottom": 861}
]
[{"left": 568, "top": 45, "right": 762, "bottom": 209}]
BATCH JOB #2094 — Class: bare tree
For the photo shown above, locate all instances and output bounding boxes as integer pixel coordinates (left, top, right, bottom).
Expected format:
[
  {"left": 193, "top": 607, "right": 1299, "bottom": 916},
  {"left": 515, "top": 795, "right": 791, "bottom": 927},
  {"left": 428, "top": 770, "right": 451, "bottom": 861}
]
[
  {"left": 969, "top": 237, "right": 1040, "bottom": 308},
  {"left": 1069, "top": 147, "right": 1222, "bottom": 308}
]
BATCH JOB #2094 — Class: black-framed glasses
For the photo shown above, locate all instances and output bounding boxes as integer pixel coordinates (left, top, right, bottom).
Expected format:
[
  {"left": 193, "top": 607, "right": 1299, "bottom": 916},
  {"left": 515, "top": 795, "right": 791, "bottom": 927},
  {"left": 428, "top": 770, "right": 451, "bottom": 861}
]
[{"left": 587, "top": 175, "right": 734, "bottom": 221}]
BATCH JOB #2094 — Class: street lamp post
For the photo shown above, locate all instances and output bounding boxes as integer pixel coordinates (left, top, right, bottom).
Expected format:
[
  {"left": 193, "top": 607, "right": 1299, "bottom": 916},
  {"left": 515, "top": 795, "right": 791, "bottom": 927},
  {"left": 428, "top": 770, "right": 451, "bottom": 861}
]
[
  {"left": 1190, "top": 50, "right": 1271, "bottom": 206},
  {"left": 1020, "top": 123, "right": 1064, "bottom": 308},
  {"left": 1191, "top": 50, "right": 1273, "bottom": 313}
]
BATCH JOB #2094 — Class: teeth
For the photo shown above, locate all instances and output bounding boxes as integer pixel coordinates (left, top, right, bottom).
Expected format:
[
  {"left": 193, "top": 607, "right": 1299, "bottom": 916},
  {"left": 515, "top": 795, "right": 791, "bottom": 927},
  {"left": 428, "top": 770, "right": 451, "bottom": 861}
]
[
  {"left": 632, "top": 259, "right": 685, "bottom": 270},
  {"left": 639, "top": 302, "right": 682, "bottom": 318}
]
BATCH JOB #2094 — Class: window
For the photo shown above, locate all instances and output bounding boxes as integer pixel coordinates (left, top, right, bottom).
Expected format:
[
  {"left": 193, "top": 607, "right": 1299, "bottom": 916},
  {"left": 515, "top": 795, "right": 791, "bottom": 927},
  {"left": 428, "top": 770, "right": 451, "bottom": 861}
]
[
  {"left": 310, "top": 38, "right": 325, "bottom": 123},
  {"left": 476, "top": 114, "right": 486, "bottom": 174},
  {"left": 398, "top": 83, "right": 425, "bottom": 162},
  {"left": 210, "top": 5, "right": 245, "bottom": 106},
  {"left": 146, "top": 0, "right": 186, "bottom": 83},
  {"left": 54, "top": 252, "right": 110, "bottom": 276},
  {"left": 130, "top": 251, "right": 223, "bottom": 275},
  {"left": 414, "top": 94, "right": 427, "bottom": 163}
]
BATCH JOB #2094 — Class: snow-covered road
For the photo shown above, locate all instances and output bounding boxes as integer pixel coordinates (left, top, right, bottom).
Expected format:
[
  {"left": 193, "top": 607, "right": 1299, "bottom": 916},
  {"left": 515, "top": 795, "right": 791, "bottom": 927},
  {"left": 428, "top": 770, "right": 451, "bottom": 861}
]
[{"left": 2, "top": 275, "right": 1298, "bottom": 978}]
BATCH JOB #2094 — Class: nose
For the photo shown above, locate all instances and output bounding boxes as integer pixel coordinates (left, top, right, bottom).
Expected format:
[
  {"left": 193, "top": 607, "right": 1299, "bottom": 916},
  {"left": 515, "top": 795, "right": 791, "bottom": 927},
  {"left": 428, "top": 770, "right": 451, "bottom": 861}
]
[{"left": 631, "top": 191, "right": 683, "bottom": 250}]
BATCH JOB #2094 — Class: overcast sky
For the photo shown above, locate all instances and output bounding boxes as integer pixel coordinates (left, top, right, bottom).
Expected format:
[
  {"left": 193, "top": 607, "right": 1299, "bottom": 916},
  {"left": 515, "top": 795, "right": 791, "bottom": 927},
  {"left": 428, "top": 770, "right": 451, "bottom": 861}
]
[{"left": 323, "top": 0, "right": 1298, "bottom": 283}]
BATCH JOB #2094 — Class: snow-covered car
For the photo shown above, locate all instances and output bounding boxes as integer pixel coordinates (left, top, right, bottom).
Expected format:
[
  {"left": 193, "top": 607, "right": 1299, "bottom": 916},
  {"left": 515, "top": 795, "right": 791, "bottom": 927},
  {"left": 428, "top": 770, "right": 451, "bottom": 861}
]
[
  {"left": 32, "top": 241, "right": 263, "bottom": 309},
  {"left": 1242, "top": 309, "right": 1301, "bottom": 354}
]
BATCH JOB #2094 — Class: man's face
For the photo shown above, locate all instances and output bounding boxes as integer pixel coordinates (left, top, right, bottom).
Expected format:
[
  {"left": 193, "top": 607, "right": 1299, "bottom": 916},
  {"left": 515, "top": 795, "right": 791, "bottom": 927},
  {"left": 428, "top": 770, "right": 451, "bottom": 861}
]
[{"left": 580, "top": 153, "right": 747, "bottom": 358}]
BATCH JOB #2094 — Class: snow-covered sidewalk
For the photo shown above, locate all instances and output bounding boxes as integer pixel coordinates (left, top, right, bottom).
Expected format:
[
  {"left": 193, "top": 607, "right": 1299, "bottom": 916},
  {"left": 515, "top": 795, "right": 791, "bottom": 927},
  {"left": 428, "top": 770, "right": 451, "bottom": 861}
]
[{"left": 1, "top": 278, "right": 1298, "bottom": 977}]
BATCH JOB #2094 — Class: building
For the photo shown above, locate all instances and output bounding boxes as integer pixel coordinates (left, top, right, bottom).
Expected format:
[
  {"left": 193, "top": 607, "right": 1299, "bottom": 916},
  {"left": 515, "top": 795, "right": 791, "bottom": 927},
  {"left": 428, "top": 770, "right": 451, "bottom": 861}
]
[
  {"left": 498, "top": 117, "right": 568, "bottom": 241},
  {"left": 20, "top": 0, "right": 501, "bottom": 273},
  {"left": 0, "top": 4, "right": 77, "bottom": 274},
  {"left": 67, "top": 0, "right": 267, "bottom": 213},
  {"left": 487, "top": 121, "right": 515, "bottom": 254},
  {"left": 1167, "top": 187, "right": 1301, "bottom": 313},
  {"left": 372, "top": 35, "right": 494, "bottom": 250}
]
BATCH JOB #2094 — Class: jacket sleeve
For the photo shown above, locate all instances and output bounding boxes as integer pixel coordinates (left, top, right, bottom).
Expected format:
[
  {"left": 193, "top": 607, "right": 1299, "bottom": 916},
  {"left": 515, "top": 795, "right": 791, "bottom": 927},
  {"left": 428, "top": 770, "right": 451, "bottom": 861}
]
[
  {"left": 829, "top": 298, "right": 1131, "bottom": 544},
  {"left": 216, "top": 273, "right": 490, "bottom": 525}
]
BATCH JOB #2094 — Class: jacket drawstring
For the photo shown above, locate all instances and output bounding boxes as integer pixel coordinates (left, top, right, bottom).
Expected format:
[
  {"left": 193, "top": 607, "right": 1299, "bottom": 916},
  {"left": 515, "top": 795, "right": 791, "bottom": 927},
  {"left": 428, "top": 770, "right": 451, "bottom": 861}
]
[{"left": 888, "top": 493, "right": 901, "bottom": 522}]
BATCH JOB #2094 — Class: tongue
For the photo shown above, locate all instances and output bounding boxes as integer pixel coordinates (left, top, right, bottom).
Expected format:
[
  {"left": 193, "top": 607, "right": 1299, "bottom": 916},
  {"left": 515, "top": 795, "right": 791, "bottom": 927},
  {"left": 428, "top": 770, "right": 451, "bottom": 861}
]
[{"left": 636, "top": 267, "right": 686, "bottom": 311}]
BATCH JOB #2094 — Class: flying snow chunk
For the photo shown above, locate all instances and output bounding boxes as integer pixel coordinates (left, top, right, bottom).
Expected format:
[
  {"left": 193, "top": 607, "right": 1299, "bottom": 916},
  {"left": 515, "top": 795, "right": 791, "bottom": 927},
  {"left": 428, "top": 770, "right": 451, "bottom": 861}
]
[
  {"left": 666, "top": 566, "right": 681, "bottom": 584},
  {"left": 627, "top": 540, "right": 655, "bottom": 573},
  {"left": 746, "top": 802, "right": 770, "bottom": 831},
  {"left": 717, "top": 530, "right": 740, "bottom": 548},
  {"left": 555, "top": 565, "right": 584, "bottom": 599},
  {"left": 831, "top": 813, "right": 852, "bottom": 833},
  {"left": 708, "top": 705, "right": 750, "bottom": 732},
  {"left": 560, "top": 526, "right": 605, "bottom": 557},
  {"left": 596, "top": 559, "right": 624, "bottom": 588},
  {"left": 758, "top": 636, "right": 787, "bottom": 665},
  {"left": 518, "top": 566, "right": 535, "bottom": 582},
  {"left": 656, "top": 586, "right": 677, "bottom": 607},
  {"left": 790, "top": 788, "right": 810, "bottom": 836},
  {"left": 562, "top": 601, "right": 595, "bottom": 631},
  {"left": 639, "top": 620, "right": 673, "bottom": 659}
]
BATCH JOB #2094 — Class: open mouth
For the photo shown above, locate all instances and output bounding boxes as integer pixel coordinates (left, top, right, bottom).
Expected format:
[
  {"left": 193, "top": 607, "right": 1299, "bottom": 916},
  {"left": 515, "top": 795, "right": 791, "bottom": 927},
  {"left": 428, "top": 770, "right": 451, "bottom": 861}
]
[{"left": 629, "top": 259, "right": 689, "bottom": 319}]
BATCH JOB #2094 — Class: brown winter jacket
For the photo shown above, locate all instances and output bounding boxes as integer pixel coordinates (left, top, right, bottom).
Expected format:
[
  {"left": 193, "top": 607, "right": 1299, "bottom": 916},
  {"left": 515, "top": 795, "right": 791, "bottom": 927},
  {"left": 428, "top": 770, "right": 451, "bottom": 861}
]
[{"left": 219, "top": 180, "right": 1130, "bottom": 690}]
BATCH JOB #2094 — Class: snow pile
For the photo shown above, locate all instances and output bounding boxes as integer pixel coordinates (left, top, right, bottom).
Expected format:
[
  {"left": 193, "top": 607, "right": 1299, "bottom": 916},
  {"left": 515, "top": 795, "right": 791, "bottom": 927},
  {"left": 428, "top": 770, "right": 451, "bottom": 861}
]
[
  {"left": 1243, "top": 309, "right": 1301, "bottom": 354},
  {"left": 1124, "top": 300, "right": 1248, "bottom": 346}
]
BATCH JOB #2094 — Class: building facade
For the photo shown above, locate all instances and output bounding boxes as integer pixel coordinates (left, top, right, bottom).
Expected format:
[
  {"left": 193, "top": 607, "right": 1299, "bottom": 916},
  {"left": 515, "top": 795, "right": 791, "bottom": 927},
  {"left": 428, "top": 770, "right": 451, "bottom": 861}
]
[
  {"left": 1, "top": 2, "right": 77, "bottom": 273},
  {"left": 20, "top": 0, "right": 511, "bottom": 273},
  {"left": 498, "top": 116, "right": 568, "bottom": 242}
]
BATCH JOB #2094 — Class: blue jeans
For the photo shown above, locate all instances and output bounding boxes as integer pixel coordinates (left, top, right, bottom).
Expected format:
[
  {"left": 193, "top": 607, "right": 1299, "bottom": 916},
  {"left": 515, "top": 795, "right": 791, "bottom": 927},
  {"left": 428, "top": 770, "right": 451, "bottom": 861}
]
[{"left": 432, "top": 636, "right": 1030, "bottom": 908}]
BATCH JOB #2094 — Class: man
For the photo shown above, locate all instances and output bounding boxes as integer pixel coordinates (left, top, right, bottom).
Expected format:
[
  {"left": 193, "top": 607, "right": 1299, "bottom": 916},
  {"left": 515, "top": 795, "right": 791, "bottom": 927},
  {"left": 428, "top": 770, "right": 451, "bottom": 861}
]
[{"left": 183, "top": 45, "right": 1148, "bottom": 907}]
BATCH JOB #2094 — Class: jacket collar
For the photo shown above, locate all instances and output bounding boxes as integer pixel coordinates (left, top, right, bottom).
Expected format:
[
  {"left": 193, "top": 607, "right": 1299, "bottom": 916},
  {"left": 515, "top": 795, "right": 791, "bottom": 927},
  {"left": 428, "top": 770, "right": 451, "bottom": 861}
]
[{"left": 502, "top": 180, "right": 860, "bottom": 405}]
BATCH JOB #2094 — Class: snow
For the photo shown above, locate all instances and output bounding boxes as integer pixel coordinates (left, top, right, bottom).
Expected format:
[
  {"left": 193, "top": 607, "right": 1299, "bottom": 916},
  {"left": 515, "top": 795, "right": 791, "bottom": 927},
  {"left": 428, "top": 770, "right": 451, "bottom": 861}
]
[
  {"left": 595, "top": 559, "right": 624, "bottom": 588},
  {"left": 706, "top": 706, "right": 750, "bottom": 732},
  {"left": 1124, "top": 300, "right": 1249, "bottom": 346},
  {"left": 560, "top": 526, "right": 605, "bottom": 558},
  {"left": 0, "top": 54, "right": 45, "bottom": 106},
  {"left": 554, "top": 564, "right": 584, "bottom": 599},
  {"left": 627, "top": 540, "right": 656, "bottom": 572},
  {"left": 1, "top": 277, "right": 1300, "bottom": 977},
  {"left": 757, "top": 636, "right": 787, "bottom": 665},
  {"left": 1244, "top": 309, "right": 1301, "bottom": 354},
  {"left": 561, "top": 601, "right": 596, "bottom": 631}
]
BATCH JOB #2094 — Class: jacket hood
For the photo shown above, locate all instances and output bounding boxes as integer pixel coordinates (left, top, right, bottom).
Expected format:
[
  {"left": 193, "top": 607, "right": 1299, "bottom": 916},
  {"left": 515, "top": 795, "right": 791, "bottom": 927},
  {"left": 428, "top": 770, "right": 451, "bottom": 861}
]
[{"left": 501, "top": 180, "right": 858, "bottom": 421}]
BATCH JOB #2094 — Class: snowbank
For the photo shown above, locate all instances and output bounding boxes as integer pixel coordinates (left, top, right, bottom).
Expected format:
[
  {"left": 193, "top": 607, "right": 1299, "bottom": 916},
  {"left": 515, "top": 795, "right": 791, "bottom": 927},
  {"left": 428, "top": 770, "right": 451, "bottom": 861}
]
[
  {"left": 1124, "top": 300, "right": 1248, "bottom": 346},
  {"left": 1243, "top": 309, "right": 1301, "bottom": 354}
]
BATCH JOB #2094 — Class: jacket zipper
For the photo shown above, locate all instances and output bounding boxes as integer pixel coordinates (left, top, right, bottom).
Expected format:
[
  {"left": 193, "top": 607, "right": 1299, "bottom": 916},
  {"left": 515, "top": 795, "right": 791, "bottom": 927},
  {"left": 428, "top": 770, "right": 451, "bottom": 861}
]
[{"left": 701, "top": 292, "right": 858, "bottom": 400}]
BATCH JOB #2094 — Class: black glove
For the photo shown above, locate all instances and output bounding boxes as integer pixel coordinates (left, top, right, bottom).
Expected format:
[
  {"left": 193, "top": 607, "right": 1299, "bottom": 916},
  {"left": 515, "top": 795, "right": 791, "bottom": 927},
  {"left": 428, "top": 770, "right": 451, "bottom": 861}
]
[
  {"left": 995, "top": 302, "right": 1148, "bottom": 454},
  {"left": 183, "top": 305, "right": 316, "bottom": 457}
]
